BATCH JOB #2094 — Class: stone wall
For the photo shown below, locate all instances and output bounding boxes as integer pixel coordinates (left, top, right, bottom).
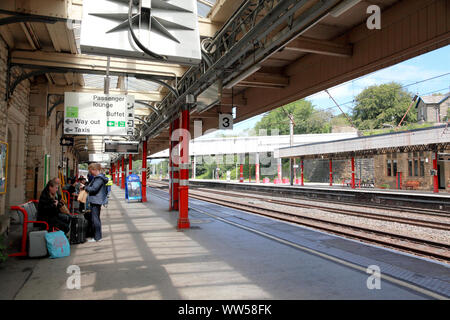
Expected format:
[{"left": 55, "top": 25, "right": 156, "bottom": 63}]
[
  {"left": 373, "top": 151, "right": 450, "bottom": 192},
  {"left": 0, "top": 34, "right": 80, "bottom": 216},
  {"left": 0, "top": 36, "right": 31, "bottom": 214},
  {"left": 303, "top": 158, "right": 374, "bottom": 184}
]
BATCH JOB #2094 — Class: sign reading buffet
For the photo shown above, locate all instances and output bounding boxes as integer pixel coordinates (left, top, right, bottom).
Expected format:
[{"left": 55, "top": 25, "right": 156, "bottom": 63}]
[{"left": 64, "top": 92, "right": 135, "bottom": 136}]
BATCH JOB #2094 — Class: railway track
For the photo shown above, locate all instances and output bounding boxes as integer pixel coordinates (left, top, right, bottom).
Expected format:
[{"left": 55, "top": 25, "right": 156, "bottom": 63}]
[
  {"left": 147, "top": 180, "right": 450, "bottom": 261},
  {"left": 148, "top": 180, "right": 450, "bottom": 229},
  {"left": 194, "top": 188, "right": 450, "bottom": 231},
  {"left": 187, "top": 192, "right": 450, "bottom": 262}
]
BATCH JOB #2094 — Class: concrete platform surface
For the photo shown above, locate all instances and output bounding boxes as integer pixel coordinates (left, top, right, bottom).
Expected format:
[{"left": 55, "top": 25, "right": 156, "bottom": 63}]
[{"left": 0, "top": 185, "right": 448, "bottom": 300}]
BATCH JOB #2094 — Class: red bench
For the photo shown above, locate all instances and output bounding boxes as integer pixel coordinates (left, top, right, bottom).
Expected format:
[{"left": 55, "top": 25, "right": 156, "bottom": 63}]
[
  {"left": 9, "top": 200, "right": 49, "bottom": 257},
  {"left": 404, "top": 181, "right": 420, "bottom": 190}
]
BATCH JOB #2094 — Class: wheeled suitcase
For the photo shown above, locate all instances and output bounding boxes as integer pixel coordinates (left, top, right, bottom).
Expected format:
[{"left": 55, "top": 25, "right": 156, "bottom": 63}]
[
  {"left": 28, "top": 230, "right": 48, "bottom": 258},
  {"left": 69, "top": 215, "right": 88, "bottom": 244}
]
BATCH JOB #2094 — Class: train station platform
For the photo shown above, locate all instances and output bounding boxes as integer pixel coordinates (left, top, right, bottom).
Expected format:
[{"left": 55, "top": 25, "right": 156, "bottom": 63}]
[{"left": 1, "top": 185, "right": 449, "bottom": 300}]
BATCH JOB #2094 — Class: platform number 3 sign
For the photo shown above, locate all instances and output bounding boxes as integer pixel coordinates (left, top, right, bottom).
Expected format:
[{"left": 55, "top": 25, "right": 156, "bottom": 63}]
[{"left": 219, "top": 113, "right": 233, "bottom": 130}]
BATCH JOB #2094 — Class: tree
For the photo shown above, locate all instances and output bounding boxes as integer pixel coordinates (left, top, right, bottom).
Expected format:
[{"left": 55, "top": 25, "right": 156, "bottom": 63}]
[
  {"left": 352, "top": 82, "right": 415, "bottom": 130},
  {"left": 253, "top": 99, "right": 332, "bottom": 135}
]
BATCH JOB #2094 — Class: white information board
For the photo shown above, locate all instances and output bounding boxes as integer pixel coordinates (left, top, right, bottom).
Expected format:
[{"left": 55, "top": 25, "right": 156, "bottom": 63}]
[{"left": 64, "top": 92, "right": 135, "bottom": 136}]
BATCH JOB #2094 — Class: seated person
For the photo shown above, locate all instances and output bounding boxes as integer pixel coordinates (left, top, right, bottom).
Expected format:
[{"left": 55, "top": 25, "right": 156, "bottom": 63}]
[{"left": 37, "top": 178, "right": 71, "bottom": 234}]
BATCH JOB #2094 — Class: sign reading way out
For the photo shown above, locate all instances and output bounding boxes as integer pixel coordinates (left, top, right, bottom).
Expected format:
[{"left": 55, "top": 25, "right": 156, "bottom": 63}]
[{"left": 64, "top": 92, "right": 135, "bottom": 136}]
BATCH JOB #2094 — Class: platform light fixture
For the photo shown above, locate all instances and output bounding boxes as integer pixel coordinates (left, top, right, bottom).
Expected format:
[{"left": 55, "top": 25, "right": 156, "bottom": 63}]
[{"left": 329, "top": 0, "right": 362, "bottom": 18}]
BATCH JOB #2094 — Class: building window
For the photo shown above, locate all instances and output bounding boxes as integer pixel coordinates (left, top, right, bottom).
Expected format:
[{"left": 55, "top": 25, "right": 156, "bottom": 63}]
[
  {"left": 408, "top": 152, "right": 425, "bottom": 177},
  {"left": 387, "top": 159, "right": 392, "bottom": 176},
  {"left": 393, "top": 160, "right": 398, "bottom": 177}
]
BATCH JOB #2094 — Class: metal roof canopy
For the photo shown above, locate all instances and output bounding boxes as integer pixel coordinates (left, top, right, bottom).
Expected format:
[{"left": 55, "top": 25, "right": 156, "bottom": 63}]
[
  {"left": 275, "top": 125, "right": 450, "bottom": 160},
  {"left": 149, "top": 132, "right": 359, "bottom": 158}
]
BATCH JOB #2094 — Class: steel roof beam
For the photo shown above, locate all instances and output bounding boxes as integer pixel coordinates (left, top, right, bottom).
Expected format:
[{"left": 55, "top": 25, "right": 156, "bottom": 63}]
[{"left": 11, "top": 50, "right": 186, "bottom": 80}]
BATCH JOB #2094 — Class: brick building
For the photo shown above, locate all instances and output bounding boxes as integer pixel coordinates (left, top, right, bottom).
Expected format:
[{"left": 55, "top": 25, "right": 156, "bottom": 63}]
[{"left": 0, "top": 36, "right": 79, "bottom": 215}]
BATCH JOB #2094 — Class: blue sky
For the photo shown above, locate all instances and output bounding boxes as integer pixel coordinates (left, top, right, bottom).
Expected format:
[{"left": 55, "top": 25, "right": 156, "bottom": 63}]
[{"left": 208, "top": 44, "right": 450, "bottom": 137}]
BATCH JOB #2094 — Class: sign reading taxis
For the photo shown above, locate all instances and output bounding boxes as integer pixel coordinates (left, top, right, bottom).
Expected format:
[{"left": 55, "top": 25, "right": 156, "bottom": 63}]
[{"left": 64, "top": 92, "right": 135, "bottom": 136}]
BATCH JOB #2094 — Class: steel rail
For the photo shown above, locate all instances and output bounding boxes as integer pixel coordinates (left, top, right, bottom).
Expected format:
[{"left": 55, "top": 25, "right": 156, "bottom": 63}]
[{"left": 186, "top": 192, "right": 450, "bottom": 262}]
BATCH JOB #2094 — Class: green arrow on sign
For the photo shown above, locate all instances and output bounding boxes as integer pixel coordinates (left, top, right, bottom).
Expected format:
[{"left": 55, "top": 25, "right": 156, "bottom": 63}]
[{"left": 107, "top": 121, "right": 116, "bottom": 127}]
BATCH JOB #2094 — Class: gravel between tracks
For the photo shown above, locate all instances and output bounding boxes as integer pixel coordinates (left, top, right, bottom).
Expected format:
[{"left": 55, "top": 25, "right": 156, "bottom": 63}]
[{"left": 193, "top": 190, "right": 450, "bottom": 245}]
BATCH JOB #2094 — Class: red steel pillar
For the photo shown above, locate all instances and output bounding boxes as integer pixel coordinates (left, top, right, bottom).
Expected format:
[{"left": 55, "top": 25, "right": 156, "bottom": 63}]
[
  {"left": 112, "top": 163, "right": 115, "bottom": 184},
  {"left": 351, "top": 157, "right": 356, "bottom": 189},
  {"left": 172, "top": 117, "right": 180, "bottom": 210},
  {"left": 169, "top": 122, "right": 173, "bottom": 210},
  {"left": 433, "top": 151, "right": 439, "bottom": 193},
  {"left": 329, "top": 159, "right": 333, "bottom": 186},
  {"left": 178, "top": 102, "right": 191, "bottom": 229},
  {"left": 293, "top": 158, "right": 297, "bottom": 181},
  {"left": 142, "top": 139, "right": 148, "bottom": 202},
  {"left": 121, "top": 157, "right": 125, "bottom": 189},
  {"left": 128, "top": 154, "right": 132, "bottom": 176},
  {"left": 117, "top": 160, "right": 120, "bottom": 186},
  {"left": 239, "top": 164, "right": 244, "bottom": 183},
  {"left": 277, "top": 158, "right": 282, "bottom": 181},
  {"left": 255, "top": 153, "right": 260, "bottom": 184},
  {"left": 301, "top": 159, "right": 304, "bottom": 186},
  {"left": 248, "top": 154, "right": 251, "bottom": 183}
]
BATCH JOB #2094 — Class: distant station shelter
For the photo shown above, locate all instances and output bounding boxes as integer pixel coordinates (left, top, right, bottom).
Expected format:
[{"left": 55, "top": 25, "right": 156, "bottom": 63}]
[{"left": 275, "top": 125, "right": 450, "bottom": 193}]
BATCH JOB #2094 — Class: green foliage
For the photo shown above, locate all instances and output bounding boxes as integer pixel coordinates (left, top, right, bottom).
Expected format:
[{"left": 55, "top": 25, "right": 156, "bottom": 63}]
[
  {"left": 132, "top": 160, "right": 142, "bottom": 175},
  {"left": 362, "top": 123, "right": 433, "bottom": 136},
  {"left": 79, "top": 163, "right": 88, "bottom": 170},
  {"left": 352, "top": 82, "right": 415, "bottom": 130},
  {"left": 0, "top": 234, "right": 7, "bottom": 263},
  {"left": 253, "top": 99, "right": 332, "bottom": 135}
]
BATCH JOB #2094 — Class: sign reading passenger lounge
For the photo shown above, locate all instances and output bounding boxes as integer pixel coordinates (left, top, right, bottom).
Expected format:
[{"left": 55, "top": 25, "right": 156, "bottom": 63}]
[{"left": 64, "top": 92, "right": 135, "bottom": 136}]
